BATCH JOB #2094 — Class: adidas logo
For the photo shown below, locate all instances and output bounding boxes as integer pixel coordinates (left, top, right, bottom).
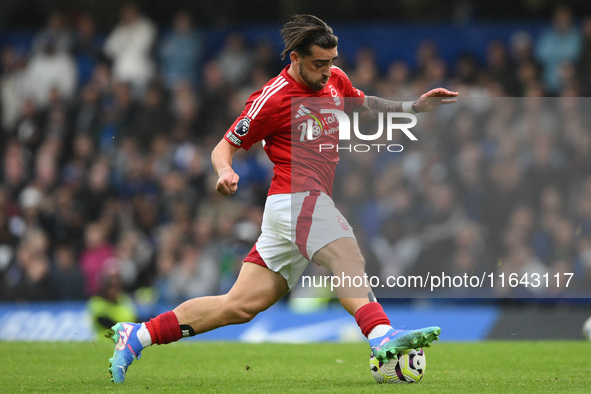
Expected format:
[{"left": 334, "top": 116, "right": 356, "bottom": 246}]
[{"left": 295, "top": 104, "right": 311, "bottom": 118}]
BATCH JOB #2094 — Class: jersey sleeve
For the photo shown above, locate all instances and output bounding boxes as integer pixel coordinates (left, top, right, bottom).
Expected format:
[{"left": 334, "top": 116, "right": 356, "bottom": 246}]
[{"left": 224, "top": 86, "right": 278, "bottom": 151}]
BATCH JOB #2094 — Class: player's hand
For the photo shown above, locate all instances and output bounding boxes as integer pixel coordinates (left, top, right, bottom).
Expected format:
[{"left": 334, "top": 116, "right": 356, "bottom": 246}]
[
  {"left": 216, "top": 168, "right": 239, "bottom": 196},
  {"left": 413, "top": 88, "right": 458, "bottom": 113}
]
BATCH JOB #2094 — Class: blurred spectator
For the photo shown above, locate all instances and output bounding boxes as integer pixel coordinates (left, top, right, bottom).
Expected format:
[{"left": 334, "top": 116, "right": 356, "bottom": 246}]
[
  {"left": 524, "top": 135, "right": 567, "bottom": 208},
  {"left": 170, "top": 82, "right": 199, "bottom": 128},
  {"left": 80, "top": 221, "right": 115, "bottom": 296},
  {"left": 418, "top": 56, "right": 449, "bottom": 91},
  {"left": 78, "top": 158, "right": 115, "bottom": 223},
  {"left": 33, "top": 147, "right": 59, "bottom": 192},
  {"left": 0, "top": 188, "right": 18, "bottom": 288},
  {"left": 1, "top": 139, "right": 30, "bottom": 199},
  {"left": 129, "top": 82, "right": 172, "bottom": 151},
  {"left": 515, "top": 61, "right": 542, "bottom": 95},
  {"left": 10, "top": 252, "right": 56, "bottom": 301},
  {"left": 198, "top": 61, "right": 232, "bottom": 136},
  {"left": 159, "top": 169, "right": 196, "bottom": 223},
  {"left": 484, "top": 39, "right": 520, "bottom": 96},
  {"left": 535, "top": 4, "right": 581, "bottom": 94},
  {"left": 23, "top": 39, "right": 78, "bottom": 108},
  {"left": 13, "top": 99, "right": 43, "bottom": 152},
  {"left": 157, "top": 241, "right": 219, "bottom": 304},
  {"left": 1, "top": 47, "right": 28, "bottom": 132},
  {"left": 415, "top": 40, "right": 440, "bottom": 79},
  {"left": 482, "top": 159, "right": 530, "bottom": 250},
  {"left": 575, "top": 184, "right": 591, "bottom": 238},
  {"left": 47, "top": 184, "right": 85, "bottom": 248},
  {"left": 131, "top": 194, "right": 160, "bottom": 241},
  {"left": 3, "top": 228, "right": 53, "bottom": 301},
  {"left": 31, "top": 11, "right": 72, "bottom": 55},
  {"left": 450, "top": 221, "right": 492, "bottom": 275},
  {"left": 87, "top": 269, "right": 137, "bottom": 336},
  {"left": 14, "top": 186, "right": 44, "bottom": 236},
  {"left": 251, "top": 40, "right": 284, "bottom": 77},
  {"left": 42, "top": 88, "right": 70, "bottom": 143},
  {"left": 496, "top": 242, "right": 547, "bottom": 296},
  {"left": 371, "top": 213, "right": 421, "bottom": 279},
  {"left": 549, "top": 217, "right": 577, "bottom": 265},
  {"left": 103, "top": 3, "right": 157, "bottom": 96},
  {"left": 576, "top": 15, "right": 591, "bottom": 94},
  {"left": 216, "top": 32, "right": 253, "bottom": 86},
  {"left": 106, "top": 229, "right": 153, "bottom": 291},
  {"left": 376, "top": 61, "right": 415, "bottom": 98},
  {"left": 452, "top": 141, "right": 486, "bottom": 222},
  {"left": 350, "top": 47, "right": 379, "bottom": 95},
  {"left": 99, "top": 82, "right": 137, "bottom": 152},
  {"left": 453, "top": 53, "right": 480, "bottom": 87},
  {"left": 508, "top": 31, "right": 542, "bottom": 94},
  {"left": 51, "top": 243, "right": 85, "bottom": 299},
  {"left": 510, "top": 31, "right": 536, "bottom": 65},
  {"left": 71, "top": 82, "right": 103, "bottom": 140},
  {"left": 159, "top": 11, "right": 203, "bottom": 89},
  {"left": 412, "top": 183, "right": 468, "bottom": 276},
  {"left": 72, "top": 13, "right": 104, "bottom": 85}
]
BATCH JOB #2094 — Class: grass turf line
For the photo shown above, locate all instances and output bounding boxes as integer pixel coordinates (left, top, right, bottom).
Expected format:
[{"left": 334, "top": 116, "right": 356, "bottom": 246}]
[{"left": 0, "top": 341, "right": 590, "bottom": 392}]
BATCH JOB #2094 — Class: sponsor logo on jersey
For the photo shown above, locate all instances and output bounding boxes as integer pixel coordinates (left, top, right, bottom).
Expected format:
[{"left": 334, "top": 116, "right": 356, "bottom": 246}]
[
  {"left": 226, "top": 130, "right": 242, "bottom": 146},
  {"left": 234, "top": 117, "right": 251, "bottom": 136},
  {"left": 296, "top": 104, "right": 334, "bottom": 142}
]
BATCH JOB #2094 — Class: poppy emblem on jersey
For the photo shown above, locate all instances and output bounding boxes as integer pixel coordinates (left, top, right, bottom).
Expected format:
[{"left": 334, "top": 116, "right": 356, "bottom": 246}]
[{"left": 234, "top": 117, "right": 251, "bottom": 137}]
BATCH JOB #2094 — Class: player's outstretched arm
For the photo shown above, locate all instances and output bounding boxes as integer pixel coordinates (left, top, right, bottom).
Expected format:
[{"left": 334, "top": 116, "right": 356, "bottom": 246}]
[
  {"left": 358, "top": 88, "right": 458, "bottom": 118},
  {"left": 412, "top": 87, "right": 458, "bottom": 112},
  {"left": 212, "top": 139, "right": 240, "bottom": 196}
]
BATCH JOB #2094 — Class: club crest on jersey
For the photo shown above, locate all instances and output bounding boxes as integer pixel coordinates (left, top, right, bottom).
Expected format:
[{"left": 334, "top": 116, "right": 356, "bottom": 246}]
[
  {"left": 234, "top": 117, "right": 251, "bottom": 137},
  {"left": 329, "top": 86, "right": 341, "bottom": 106}
]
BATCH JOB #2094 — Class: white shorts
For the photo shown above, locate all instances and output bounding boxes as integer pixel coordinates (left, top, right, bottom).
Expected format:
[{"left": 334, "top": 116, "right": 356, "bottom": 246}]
[{"left": 244, "top": 191, "right": 356, "bottom": 288}]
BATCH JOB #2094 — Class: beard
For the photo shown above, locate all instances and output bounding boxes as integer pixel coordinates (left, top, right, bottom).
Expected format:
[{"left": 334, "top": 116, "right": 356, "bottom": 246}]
[{"left": 299, "top": 67, "right": 328, "bottom": 91}]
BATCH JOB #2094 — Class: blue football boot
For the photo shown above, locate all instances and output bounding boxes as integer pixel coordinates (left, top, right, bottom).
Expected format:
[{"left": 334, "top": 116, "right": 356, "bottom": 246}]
[{"left": 108, "top": 323, "right": 144, "bottom": 383}]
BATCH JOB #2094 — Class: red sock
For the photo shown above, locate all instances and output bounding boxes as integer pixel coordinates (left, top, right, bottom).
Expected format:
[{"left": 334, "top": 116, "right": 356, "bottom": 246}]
[
  {"left": 145, "top": 311, "right": 183, "bottom": 345},
  {"left": 354, "top": 302, "right": 391, "bottom": 337}
]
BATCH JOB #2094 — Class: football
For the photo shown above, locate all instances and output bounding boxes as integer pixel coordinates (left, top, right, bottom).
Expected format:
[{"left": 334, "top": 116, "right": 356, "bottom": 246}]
[
  {"left": 369, "top": 348, "right": 426, "bottom": 383},
  {"left": 583, "top": 316, "right": 591, "bottom": 340}
]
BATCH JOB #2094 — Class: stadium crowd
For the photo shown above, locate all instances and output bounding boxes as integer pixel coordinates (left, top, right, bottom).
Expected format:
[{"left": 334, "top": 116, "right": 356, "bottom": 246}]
[{"left": 1, "top": 4, "right": 591, "bottom": 305}]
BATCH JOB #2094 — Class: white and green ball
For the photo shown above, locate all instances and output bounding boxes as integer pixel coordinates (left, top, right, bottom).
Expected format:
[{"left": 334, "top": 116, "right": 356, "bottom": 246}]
[{"left": 369, "top": 348, "right": 426, "bottom": 383}]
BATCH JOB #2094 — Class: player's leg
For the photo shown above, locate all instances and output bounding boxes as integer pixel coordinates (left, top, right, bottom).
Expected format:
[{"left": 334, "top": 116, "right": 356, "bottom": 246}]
[
  {"left": 109, "top": 262, "right": 288, "bottom": 383},
  {"left": 312, "top": 237, "right": 440, "bottom": 362},
  {"left": 173, "top": 262, "right": 289, "bottom": 333},
  {"left": 311, "top": 236, "right": 370, "bottom": 313}
]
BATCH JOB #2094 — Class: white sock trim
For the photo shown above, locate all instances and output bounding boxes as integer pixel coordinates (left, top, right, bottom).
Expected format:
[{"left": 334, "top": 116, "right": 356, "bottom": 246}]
[
  {"left": 368, "top": 324, "right": 393, "bottom": 340},
  {"left": 137, "top": 323, "right": 152, "bottom": 348}
]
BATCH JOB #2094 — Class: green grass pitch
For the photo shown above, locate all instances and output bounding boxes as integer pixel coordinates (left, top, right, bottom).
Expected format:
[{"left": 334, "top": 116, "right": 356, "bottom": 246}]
[{"left": 0, "top": 341, "right": 590, "bottom": 392}]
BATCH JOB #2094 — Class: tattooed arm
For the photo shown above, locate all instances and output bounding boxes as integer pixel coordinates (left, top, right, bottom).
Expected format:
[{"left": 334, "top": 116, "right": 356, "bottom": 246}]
[
  {"left": 359, "top": 96, "right": 407, "bottom": 117},
  {"left": 356, "top": 88, "right": 459, "bottom": 119}
]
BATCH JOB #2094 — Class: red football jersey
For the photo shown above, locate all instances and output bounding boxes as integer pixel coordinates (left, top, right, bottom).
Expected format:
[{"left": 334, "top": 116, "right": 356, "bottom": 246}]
[{"left": 224, "top": 65, "right": 365, "bottom": 197}]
